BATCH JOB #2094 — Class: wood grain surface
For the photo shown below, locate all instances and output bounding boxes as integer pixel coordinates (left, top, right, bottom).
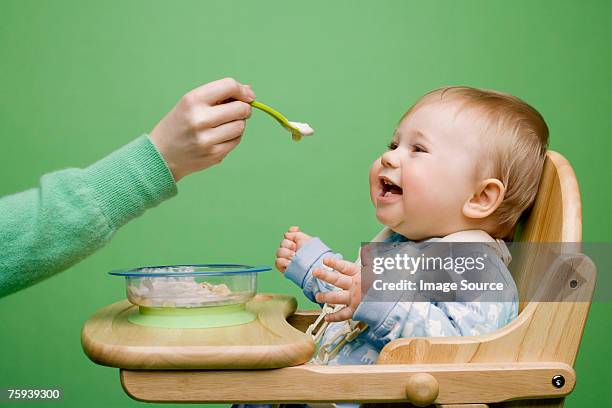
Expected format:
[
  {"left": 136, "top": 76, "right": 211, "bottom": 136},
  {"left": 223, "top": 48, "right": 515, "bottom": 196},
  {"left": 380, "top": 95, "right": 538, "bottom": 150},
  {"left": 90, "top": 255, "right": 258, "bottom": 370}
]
[
  {"left": 81, "top": 293, "right": 315, "bottom": 369},
  {"left": 119, "top": 362, "right": 575, "bottom": 404}
]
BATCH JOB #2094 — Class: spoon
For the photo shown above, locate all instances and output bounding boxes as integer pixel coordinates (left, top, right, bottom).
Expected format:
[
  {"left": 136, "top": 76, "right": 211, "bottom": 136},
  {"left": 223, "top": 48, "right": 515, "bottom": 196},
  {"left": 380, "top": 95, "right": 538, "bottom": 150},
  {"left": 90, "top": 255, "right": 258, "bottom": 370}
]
[{"left": 250, "top": 100, "right": 314, "bottom": 141}]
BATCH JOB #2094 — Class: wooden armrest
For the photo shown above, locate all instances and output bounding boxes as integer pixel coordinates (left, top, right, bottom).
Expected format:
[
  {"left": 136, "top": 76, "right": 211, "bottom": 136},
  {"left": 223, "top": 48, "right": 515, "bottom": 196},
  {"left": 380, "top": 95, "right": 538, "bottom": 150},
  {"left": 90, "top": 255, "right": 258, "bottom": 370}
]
[
  {"left": 120, "top": 361, "right": 574, "bottom": 406},
  {"left": 378, "top": 253, "right": 597, "bottom": 366},
  {"left": 287, "top": 309, "right": 320, "bottom": 333}
]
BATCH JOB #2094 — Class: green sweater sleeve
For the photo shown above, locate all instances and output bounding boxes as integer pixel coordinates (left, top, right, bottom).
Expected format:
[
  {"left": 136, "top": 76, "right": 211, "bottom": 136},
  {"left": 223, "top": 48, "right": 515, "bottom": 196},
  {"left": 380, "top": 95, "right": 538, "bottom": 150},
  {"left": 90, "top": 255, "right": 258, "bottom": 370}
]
[{"left": 0, "top": 134, "right": 177, "bottom": 298}]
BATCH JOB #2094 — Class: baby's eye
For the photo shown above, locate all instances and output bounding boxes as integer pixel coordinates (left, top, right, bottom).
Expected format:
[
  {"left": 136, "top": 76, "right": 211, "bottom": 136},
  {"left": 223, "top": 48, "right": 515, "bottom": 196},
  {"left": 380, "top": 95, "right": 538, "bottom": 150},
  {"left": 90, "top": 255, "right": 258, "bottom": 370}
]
[
  {"left": 387, "top": 141, "right": 399, "bottom": 150},
  {"left": 413, "top": 144, "right": 427, "bottom": 153}
]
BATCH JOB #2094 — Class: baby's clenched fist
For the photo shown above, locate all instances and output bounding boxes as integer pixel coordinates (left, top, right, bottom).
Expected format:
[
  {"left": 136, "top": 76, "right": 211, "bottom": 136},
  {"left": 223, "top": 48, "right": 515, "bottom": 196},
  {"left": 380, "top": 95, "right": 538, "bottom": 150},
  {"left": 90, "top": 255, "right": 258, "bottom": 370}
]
[{"left": 275, "top": 226, "right": 312, "bottom": 273}]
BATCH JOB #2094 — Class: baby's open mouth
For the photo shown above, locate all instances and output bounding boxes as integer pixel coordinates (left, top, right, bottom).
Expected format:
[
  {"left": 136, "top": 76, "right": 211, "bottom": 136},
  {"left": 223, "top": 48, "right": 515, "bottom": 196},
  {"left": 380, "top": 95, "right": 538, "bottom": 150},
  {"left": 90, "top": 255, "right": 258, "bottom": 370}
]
[{"left": 379, "top": 176, "right": 403, "bottom": 197}]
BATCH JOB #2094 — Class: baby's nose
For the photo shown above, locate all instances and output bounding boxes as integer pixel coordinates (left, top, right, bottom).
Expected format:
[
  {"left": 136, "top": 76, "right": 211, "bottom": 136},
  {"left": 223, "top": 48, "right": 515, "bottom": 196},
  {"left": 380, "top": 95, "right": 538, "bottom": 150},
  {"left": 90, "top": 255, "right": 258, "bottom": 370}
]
[{"left": 381, "top": 150, "right": 400, "bottom": 168}]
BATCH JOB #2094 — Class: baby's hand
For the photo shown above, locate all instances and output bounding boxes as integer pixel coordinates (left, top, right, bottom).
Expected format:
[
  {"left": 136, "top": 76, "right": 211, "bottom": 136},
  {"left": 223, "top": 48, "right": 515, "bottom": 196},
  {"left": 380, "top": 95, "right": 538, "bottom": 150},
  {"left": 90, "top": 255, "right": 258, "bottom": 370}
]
[
  {"left": 313, "top": 257, "right": 362, "bottom": 322},
  {"left": 275, "top": 226, "right": 312, "bottom": 273}
]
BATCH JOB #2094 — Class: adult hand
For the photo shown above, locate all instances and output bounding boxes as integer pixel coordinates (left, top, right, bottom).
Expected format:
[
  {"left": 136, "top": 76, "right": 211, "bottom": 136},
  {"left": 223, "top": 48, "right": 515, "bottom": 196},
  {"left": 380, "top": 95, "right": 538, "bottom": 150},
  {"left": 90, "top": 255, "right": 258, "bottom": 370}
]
[{"left": 150, "top": 77, "right": 256, "bottom": 182}]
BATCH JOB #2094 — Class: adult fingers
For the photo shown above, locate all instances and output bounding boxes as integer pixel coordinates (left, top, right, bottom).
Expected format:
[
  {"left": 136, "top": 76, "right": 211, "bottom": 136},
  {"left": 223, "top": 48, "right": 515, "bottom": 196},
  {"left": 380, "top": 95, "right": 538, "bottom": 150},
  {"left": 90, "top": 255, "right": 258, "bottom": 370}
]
[
  {"left": 315, "top": 290, "right": 350, "bottom": 306},
  {"left": 199, "top": 119, "right": 246, "bottom": 146},
  {"left": 280, "top": 239, "right": 296, "bottom": 250},
  {"left": 313, "top": 266, "right": 352, "bottom": 290},
  {"left": 213, "top": 134, "right": 243, "bottom": 160},
  {"left": 190, "top": 77, "right": 255, "bottom": 105},
  {"left": 323, "top": 257, "right": 359, "bottom": 276},
  {"left": 197, "top": 101, "right": 252, "bottom": 129}
]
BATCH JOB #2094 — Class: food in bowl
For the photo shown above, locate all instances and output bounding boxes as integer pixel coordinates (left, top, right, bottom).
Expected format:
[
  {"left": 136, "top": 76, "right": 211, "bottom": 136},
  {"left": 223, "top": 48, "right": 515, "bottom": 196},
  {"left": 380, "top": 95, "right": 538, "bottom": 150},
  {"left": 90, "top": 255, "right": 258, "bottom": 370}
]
[{"left": 109, "top": 264, "right": 270, "bottom": 308}]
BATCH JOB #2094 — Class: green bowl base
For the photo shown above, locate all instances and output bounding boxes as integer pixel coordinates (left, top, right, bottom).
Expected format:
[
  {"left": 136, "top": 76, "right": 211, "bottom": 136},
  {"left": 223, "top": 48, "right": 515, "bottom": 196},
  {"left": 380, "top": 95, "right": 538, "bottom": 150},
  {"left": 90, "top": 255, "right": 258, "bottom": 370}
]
[{"left": 128, "top": 303, "right": 255, "bottom": 328}]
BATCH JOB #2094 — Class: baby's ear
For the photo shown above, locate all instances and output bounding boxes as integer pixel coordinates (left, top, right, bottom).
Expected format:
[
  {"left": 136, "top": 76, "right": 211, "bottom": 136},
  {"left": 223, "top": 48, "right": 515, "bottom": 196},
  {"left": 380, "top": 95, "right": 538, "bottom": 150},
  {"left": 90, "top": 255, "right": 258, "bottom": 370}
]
[{"left": 462, "top": 178, "right": 505, "bottom": 219}]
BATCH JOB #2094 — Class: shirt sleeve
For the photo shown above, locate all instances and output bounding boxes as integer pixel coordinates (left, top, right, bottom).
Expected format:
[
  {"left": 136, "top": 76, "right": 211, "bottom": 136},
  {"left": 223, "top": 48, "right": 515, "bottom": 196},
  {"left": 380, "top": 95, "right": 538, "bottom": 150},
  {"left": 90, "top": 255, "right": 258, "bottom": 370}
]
[
  {"left": 284, "top": 237, "right": 343, "bottom": 304},
  {"left": 0, "top": 134, "right": 177, "bottom": 298}
]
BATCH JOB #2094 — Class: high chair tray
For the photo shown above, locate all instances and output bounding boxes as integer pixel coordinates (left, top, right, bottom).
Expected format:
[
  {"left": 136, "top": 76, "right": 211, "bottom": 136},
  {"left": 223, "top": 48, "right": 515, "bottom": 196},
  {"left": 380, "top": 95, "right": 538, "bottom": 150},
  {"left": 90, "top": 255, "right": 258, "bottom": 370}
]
[{"left": 81, "top": 293, "right": 315, "bottom": 369}]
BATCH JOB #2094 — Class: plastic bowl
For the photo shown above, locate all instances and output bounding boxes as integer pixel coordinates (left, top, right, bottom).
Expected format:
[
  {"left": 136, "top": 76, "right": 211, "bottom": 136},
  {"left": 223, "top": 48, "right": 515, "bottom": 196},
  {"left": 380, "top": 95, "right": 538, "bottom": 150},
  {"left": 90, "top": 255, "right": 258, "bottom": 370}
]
[{"left": 109, "top": 264, "right": 270, "bottom": 308}]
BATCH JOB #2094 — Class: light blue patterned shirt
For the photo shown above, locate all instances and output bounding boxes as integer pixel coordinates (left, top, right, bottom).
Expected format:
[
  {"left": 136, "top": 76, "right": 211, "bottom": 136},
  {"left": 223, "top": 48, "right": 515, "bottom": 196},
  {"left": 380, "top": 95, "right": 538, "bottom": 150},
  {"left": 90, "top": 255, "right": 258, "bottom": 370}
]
[{"left": 284, "top": 232, "right": 519, "bottom": 365}]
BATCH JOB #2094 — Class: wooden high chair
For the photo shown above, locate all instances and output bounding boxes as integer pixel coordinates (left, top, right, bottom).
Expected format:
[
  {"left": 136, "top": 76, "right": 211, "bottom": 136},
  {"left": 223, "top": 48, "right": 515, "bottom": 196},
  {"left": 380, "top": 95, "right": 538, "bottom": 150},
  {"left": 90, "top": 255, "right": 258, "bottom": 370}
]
[{"left": 115, "top": 151, "right": 596, "bottom": 408}]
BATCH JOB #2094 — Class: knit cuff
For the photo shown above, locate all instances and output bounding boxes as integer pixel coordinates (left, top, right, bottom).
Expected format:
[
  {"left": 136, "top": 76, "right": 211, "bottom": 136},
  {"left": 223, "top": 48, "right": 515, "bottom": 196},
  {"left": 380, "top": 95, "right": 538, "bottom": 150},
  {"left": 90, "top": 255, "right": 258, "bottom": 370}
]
[{"left": 82, "top": 134, "right": 177, "bottom": 229}]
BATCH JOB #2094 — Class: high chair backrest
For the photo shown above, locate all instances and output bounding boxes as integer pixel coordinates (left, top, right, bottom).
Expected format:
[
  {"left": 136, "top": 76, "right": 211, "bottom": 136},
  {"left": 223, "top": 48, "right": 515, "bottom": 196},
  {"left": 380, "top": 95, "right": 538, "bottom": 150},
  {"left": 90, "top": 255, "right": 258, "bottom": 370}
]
[{"left": 510, "top": 151, "right": 583, "bottom": 312}]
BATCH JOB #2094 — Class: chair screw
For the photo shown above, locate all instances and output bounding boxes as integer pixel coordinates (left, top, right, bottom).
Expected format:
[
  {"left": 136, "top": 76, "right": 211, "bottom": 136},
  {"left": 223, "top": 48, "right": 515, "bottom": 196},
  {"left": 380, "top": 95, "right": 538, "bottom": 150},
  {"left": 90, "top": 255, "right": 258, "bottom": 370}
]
[{"left": 552, "top": 375, "right": 565, "bottom": 388}]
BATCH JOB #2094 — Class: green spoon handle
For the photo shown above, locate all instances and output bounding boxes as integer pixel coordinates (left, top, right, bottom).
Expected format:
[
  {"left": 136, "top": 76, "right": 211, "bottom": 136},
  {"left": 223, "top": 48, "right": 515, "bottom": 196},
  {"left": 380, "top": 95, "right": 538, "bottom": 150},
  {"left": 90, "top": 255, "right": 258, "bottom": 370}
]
[
  {"left": 250, "top": 101, "right": 290, "bottom": 127},
  {"left": 250, "top": 100, "right": 302, "bottom": 141}
]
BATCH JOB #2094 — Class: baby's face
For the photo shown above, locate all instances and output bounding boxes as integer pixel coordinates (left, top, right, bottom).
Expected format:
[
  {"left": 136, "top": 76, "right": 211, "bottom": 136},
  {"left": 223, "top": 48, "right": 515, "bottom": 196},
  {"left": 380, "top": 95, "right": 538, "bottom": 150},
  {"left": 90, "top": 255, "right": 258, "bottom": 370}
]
[{"left": 369, "top": 100, "right": 486, "bottom": 240}]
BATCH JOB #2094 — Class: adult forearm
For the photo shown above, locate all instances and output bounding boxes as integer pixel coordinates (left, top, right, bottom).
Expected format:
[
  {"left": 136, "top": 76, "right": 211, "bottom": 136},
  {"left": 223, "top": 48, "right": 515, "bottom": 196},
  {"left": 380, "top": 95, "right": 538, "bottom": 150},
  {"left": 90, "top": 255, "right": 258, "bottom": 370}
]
[{"left": 0, "top": 135, "right": 177, "bottom": 298}]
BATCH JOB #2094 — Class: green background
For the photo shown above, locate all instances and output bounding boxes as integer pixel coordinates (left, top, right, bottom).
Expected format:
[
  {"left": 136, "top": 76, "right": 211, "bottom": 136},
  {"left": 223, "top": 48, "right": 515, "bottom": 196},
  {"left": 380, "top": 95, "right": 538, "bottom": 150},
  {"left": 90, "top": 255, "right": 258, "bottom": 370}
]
[{"left": 1, "top": 0, "right": 610, "bottom": 406}]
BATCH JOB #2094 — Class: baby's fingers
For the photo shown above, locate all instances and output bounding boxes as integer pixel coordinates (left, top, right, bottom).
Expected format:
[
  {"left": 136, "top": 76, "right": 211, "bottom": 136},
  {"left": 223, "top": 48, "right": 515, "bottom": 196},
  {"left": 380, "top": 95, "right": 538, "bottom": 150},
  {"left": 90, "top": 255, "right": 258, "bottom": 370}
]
[
  {"left": 276, "top": 247, "right": 295, "bottom": 260},
  {"left": 313, "top": 266, "right": 352, "bottom": 290},
  {"left": 315, "top": 290, "right": 350, "bottom": 306},
  {"left": 325, "top": 306, "right": 354, "bottom": 323},
  {"left": 280, "top": 238, "right": 296, "bottom": 251},
  {"left": 275, "top": 257, "right": 290, "bottom": 273},
  {"left": 322, "top": 257, "right": 359, "bottom": 276},
  {"left": 284, "top": 231, "right": 303, "bottom": 241}
]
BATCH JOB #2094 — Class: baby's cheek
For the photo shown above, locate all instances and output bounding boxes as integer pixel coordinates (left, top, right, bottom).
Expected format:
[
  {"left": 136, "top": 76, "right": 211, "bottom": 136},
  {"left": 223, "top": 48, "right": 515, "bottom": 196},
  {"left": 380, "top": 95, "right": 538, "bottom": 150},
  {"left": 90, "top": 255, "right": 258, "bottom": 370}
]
[
  {"left": 401, "top": 171, "right": 437, "bottom": 210},
  {"left": 401, "top": 169, "right": 427, "bottom": 197}
]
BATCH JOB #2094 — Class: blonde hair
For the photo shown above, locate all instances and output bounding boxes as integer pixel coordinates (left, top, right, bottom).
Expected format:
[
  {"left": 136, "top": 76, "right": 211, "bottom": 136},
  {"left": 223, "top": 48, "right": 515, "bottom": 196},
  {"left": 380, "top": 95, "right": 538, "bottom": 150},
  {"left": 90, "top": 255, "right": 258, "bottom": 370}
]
[{"left": 403, "top": 86, "right": 549, "bottom": 239}]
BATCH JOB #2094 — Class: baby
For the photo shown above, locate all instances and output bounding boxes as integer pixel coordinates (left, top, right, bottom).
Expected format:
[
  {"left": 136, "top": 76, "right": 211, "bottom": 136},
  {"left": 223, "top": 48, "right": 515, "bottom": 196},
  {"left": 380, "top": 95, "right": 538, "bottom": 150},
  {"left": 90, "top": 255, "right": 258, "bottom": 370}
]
[
  {"left": 232, "top": 87, "right": 548, "bottom": 408},
  {"left": 276, "top": 86, "right": 549, "bottom": 366}
]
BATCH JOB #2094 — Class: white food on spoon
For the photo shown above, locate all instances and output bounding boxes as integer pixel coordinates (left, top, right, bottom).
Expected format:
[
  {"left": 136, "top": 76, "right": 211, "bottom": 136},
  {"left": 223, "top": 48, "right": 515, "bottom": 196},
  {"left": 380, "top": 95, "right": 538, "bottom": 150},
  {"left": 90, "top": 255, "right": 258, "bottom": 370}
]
[{"left": 288, "top": 121, "right": 315, "bottom": 136}]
